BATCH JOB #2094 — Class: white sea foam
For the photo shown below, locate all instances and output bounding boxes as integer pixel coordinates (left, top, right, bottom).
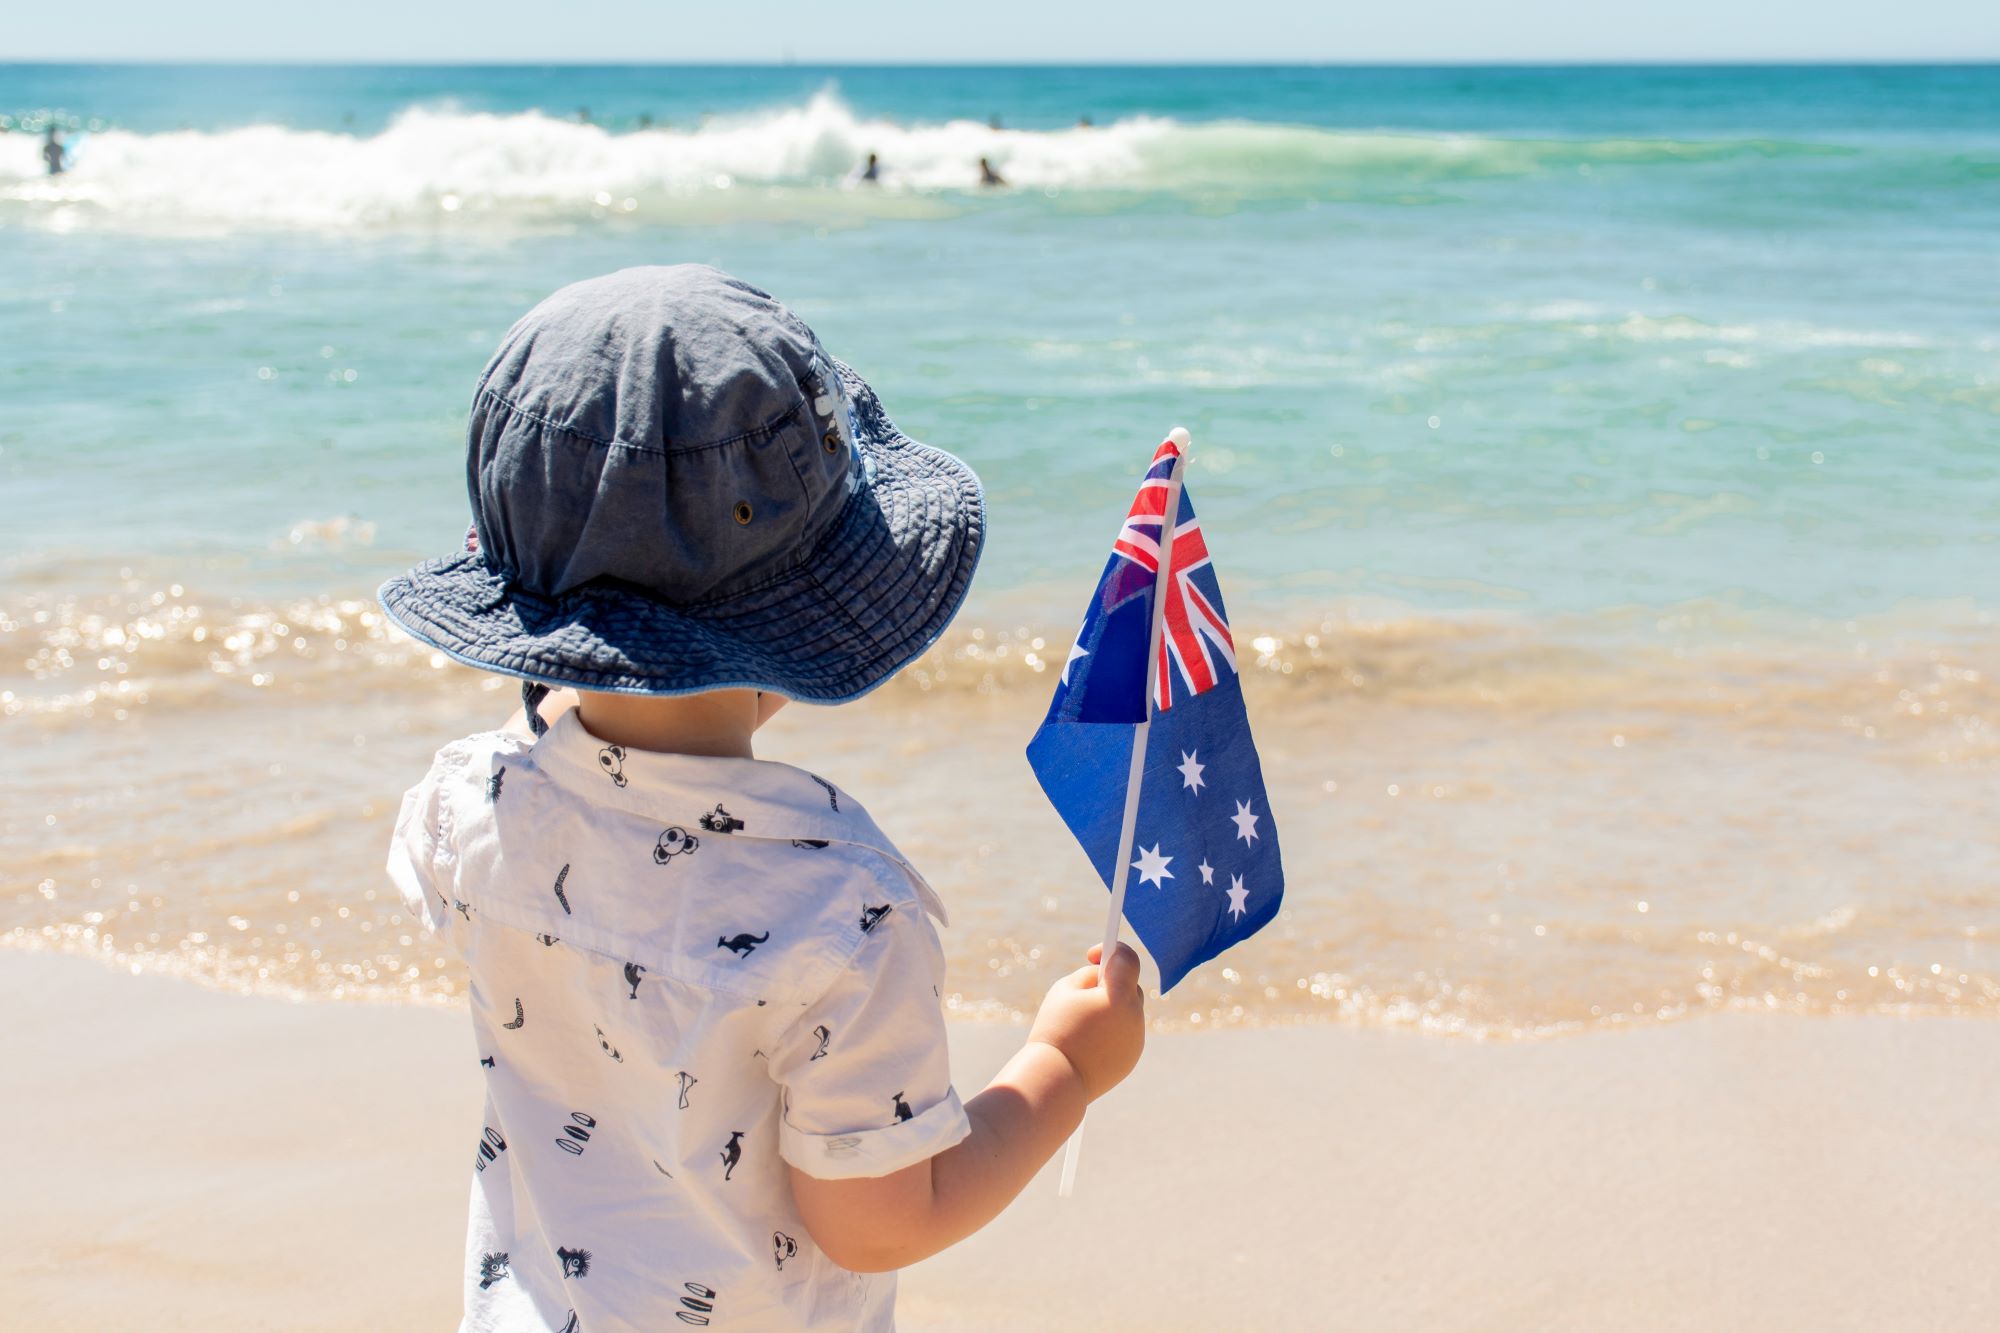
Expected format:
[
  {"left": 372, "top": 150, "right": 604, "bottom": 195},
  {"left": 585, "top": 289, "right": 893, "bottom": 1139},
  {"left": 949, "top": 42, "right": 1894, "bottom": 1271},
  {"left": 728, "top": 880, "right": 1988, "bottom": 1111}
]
[
  {"left": 0, "top": 91, "right": 1848, "bottom": 230},
  {"left": 0, "top": 92, "right": 1160, "bottom": 227}
]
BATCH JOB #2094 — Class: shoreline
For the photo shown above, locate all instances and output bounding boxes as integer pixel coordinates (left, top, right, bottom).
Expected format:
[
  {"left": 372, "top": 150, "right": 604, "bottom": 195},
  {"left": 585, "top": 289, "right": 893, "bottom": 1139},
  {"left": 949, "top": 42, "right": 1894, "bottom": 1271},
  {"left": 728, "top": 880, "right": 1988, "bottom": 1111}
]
[{"left": 6, "top": 952, "right": 1995, "bottom": 1330}]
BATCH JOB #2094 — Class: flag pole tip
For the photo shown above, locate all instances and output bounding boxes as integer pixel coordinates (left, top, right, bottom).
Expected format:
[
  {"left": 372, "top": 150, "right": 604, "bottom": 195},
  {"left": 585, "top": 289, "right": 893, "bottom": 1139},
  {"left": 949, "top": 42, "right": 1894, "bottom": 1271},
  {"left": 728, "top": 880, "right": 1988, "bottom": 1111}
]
[{"left": 1167, "top": 425, "right": 1192, "bottom": 449}]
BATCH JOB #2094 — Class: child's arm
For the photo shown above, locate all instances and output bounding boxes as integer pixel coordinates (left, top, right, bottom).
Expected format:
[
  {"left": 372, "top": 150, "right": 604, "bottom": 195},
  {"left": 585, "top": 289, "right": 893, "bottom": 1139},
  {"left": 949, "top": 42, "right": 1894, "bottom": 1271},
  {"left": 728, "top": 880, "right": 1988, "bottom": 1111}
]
[{"left": 788, "top": 943, "right": 1144, "bottom": 1272}]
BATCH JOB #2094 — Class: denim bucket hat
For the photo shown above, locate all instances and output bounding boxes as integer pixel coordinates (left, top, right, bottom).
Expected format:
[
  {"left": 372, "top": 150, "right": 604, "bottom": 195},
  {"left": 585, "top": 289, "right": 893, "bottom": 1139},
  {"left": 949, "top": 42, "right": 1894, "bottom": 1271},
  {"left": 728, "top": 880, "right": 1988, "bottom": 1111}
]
[{"left": 377, "top": 265, "right": 984, "bottom": 711}]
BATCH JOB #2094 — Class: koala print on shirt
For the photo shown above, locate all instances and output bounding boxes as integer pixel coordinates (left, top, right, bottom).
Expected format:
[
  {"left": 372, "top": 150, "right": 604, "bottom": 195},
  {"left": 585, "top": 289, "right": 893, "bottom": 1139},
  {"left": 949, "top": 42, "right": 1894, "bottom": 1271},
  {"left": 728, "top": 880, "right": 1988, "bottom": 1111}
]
[
  {"left": 655, "top": 826, "right": 700, "bottom": 863},
  {"left": 598, "top": 745, "right": 628, "bottom": 787}
]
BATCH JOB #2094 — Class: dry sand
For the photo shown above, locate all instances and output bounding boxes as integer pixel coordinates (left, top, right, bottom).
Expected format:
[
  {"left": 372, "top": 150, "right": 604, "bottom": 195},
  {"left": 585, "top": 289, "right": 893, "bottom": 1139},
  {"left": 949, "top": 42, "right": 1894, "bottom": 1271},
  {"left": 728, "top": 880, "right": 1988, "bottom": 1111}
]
[{"left": 3, "top": 950, "right": 1994, "bottom": 1331}]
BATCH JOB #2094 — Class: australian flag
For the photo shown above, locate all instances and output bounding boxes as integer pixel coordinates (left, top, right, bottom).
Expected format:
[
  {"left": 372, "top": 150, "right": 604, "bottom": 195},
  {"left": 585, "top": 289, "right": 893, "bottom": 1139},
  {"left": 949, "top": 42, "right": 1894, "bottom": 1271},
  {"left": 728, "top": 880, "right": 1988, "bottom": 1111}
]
[{"left": 1027, "top": 434, "right": 1284, "bottom": 992}]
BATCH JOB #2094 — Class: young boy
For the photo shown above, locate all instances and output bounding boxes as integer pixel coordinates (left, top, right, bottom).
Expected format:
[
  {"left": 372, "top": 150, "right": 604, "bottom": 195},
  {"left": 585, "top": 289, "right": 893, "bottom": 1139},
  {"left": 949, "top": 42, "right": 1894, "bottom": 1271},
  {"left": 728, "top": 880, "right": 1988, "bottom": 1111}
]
[{"left": 381, "top": 265, "right": 1145, "bottom": 1331}]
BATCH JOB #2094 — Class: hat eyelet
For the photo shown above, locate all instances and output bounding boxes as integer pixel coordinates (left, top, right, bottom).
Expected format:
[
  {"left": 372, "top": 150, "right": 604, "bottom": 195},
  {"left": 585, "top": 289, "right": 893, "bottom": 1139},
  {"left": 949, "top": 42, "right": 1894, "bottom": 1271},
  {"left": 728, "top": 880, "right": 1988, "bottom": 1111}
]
[
  {"left": 733, "top": 501, "right": 753, "bottom": 525},
  {"left": 823, "top": 429, "right": 841, "bottom": 454}
]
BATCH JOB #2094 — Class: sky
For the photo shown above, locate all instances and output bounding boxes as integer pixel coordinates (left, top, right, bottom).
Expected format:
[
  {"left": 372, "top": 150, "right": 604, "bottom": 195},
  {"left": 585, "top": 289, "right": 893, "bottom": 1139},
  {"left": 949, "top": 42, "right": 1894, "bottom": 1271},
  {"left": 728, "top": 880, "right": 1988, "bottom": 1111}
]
[{"left": 6, "top": 0, "right": 1996, "bottom": 63}]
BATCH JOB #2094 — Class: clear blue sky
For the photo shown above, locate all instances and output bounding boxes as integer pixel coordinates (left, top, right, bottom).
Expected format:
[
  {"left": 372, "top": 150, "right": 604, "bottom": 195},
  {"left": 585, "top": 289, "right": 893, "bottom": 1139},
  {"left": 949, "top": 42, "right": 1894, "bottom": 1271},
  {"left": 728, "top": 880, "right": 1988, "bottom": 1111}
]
[{"left": 7, "top": 0, "right": 1996, "bottom": 62}]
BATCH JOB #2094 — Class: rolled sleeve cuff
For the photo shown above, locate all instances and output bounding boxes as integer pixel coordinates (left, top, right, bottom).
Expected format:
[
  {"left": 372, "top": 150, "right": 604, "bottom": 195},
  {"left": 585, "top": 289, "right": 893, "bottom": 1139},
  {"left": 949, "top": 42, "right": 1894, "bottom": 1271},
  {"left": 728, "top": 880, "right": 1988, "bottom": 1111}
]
[{"left": 780, "top": 1087, "right": 972, "bottom": 1181}]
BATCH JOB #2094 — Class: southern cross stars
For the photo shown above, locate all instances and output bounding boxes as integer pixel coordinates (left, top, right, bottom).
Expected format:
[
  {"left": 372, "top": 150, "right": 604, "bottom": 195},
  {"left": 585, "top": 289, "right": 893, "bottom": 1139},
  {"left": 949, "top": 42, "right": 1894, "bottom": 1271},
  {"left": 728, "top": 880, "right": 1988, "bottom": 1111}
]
[
  {"left": 1062, "top": 641, "right": 1089, "bottom": 685},
  {"left": 1226, "top": 874, "right": 1249, "bottom": 921},
  {"left": 1231, "top": 799, "right": 1261, "bottom": 846},
  {"left": 1198, "top": 859, "right": 1214, "bottom": 885},
  {"left": 1177, "top": 750, "right": 1206, "bottom": 793},
  {"left": 1131, "top": 843, "right": 1174, "bottom": 888}
]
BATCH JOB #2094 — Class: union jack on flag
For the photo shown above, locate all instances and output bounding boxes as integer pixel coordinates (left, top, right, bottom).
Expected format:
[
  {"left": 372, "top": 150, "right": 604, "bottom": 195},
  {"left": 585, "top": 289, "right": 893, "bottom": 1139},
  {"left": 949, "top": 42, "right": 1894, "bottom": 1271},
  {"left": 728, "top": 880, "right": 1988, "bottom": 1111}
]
[
  {"left": 1111, "top": 438, "right": 1240, "bottom": 710},
  {"left": 1027, "top": 434, "right": 1284, "bottom": 991}
]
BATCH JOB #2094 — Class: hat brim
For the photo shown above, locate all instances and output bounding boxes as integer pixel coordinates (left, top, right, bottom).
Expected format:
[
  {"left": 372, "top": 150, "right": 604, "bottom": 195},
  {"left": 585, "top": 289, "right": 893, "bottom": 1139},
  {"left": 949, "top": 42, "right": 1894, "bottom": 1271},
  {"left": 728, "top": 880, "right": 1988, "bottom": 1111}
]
[{"left": 376, "top": 362, "right": 985, "bottom": 703}]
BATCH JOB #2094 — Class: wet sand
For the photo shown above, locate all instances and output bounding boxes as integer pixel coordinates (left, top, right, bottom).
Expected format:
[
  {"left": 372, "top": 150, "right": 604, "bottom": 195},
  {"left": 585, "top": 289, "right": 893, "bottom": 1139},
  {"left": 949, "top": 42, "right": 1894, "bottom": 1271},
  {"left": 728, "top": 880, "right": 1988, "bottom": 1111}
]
[{"left": 3, "top": 950, "right": 1995, "bottom": 1331}]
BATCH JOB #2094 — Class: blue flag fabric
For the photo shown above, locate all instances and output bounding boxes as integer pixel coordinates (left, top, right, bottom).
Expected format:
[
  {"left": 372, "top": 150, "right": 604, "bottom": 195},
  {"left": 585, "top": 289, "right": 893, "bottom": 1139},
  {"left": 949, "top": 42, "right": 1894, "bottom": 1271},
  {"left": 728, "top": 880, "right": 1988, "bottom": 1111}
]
[{"left": 1026, "top": 436, "right": 1284, "bottom": 992}]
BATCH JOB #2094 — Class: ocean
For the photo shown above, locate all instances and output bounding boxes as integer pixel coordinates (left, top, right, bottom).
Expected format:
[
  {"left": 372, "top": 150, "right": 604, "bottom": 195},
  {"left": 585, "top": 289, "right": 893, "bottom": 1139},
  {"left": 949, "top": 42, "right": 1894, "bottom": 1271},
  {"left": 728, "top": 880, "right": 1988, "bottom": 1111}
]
[{"left": 3, "top": 64, "right": 1995, "bottom": 1035}]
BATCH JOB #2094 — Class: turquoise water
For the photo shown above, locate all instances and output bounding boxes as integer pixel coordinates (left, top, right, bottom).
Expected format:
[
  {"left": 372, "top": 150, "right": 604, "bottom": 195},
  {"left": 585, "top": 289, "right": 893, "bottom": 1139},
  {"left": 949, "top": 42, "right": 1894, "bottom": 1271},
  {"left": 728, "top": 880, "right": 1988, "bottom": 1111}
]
[
  {"left": 4, "top": 66, "right": 1996, "bottom": 1029},
  {"left": 5, "top": 64, "right": 1997, "bottom": 617}
]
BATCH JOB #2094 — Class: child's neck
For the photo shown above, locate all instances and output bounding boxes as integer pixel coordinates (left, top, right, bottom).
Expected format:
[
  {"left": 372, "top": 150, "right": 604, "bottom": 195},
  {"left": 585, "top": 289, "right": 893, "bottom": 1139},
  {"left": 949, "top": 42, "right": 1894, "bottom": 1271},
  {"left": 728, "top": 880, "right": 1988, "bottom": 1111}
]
[{"left": 574, "top": 689, "right": 760, "bottom": 760}]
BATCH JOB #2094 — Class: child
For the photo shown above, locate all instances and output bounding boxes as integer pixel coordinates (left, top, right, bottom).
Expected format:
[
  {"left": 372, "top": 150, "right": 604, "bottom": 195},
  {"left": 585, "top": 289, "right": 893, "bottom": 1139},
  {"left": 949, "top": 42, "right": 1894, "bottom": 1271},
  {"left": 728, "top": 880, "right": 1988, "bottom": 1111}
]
[{"left": 381, "top": 265, "right": 1145, "bottom": 1331}]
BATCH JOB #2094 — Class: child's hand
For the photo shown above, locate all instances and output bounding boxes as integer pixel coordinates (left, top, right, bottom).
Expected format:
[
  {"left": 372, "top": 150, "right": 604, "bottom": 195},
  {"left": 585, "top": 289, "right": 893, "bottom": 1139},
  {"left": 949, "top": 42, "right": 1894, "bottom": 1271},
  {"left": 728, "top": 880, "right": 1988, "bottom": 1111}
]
[{"left": 1025, "top": 942, "right": 1146, "bottom": 1102}]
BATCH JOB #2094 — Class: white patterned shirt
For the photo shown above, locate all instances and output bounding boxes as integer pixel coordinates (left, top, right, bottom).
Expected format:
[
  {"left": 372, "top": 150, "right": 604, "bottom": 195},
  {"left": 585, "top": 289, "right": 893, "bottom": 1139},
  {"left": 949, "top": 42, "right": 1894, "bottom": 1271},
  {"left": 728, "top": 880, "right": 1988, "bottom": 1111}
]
[{"left": 387, "top": 709, "right": 969, "bottom": 1332}]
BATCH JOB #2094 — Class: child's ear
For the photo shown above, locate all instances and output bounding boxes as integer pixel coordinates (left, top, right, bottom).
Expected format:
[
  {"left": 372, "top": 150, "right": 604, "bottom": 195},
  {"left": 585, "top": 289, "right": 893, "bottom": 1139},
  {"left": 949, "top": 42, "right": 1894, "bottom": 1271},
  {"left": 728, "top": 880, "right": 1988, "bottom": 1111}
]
[{"left": 754, "top": 691, "right": 789, "bottom": 731}]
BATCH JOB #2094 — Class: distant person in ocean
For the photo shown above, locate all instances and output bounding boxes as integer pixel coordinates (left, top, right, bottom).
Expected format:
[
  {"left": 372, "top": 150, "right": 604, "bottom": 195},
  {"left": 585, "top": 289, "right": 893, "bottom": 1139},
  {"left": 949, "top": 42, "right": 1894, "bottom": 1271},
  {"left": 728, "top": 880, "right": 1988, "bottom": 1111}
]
[
  {"left": 637, "top": 113, "right": 653, "bottom": 130},
  {"left": 43, "top": 127, "right": 65, "bottom": 176},
  {"left": 856, "top": 152, "right": 881, "bottom": 185},
  {"left": 576, "top": 106, "right": 592, "bottom": 124},
  {"left": 988, "top": 114, "right": 1002, "bottom": 130},
  {"left": 978, "top": 156, "right": 1006, "bottom": 188},
  {"left": 1077, "top": 114, "right": 1093, "bottom": 128}
]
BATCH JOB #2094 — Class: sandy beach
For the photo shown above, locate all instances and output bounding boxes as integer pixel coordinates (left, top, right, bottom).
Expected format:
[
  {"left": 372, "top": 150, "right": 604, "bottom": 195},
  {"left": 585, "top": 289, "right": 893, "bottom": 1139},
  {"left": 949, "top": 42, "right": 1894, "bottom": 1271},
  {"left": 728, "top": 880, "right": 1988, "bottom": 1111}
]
[{"left": 4, "top": 950, "right": 1993, "bottom": 1331}]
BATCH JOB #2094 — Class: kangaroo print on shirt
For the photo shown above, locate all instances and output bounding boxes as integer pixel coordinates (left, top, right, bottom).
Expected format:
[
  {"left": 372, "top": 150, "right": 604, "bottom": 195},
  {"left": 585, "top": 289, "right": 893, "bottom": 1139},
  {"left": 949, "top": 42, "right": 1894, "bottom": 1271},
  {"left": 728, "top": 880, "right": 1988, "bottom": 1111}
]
[
  {"left": 478, "top": 1252, "right": 511, "bottom": 1289},
  {"left": 503, "top": 998, "right": 524, "bottom": 1030},
  {"left": 809, "top": 1024, "right": 831, "bottom": 1061},
  {"left": 535, "top": 933, "right": 559, "bottom": 947},
  {"left": 859, "top": 903, "right": 892, "bottom": 934},
  {"left": 453, "top": 898, "right": 472, "bottom": 919},
  {"left": 892, "top": 1091, "right": 914, "bottom": 1123},
  {"left": 676, "top": 1070, "right": 697, "bottom": 1109},
  {"left": 654, "top": 826, "right": 699, "bottom": 863},
  {"left": 595, "top": 1024, "right": 623, "bottom": 1062},
  {"left": 625, "top": 961, "right": 645, "bottom": 999},
  {"left": 721, "top": 1130, "right": 745, "bottom": 1181},
  {"left": 598, "top": 744, "right": 628, "bottom": 787},
  {"left": 772, "top": 1231, "right": 798, "bottom": 1270},
  {"left": 479, "top": 1055, "right": 495, "bottom": 1068},
  {"left": 557, "top": 1246, "right": 592, "bottom": 1279},
  {"left": 553, "top": 863, "right": 573, "bottom": 914},
  {"left": 699, "top": 803, "right": 745, "bottom": 833},
  {"left": 717, "top": 931, "right": 768, "bottom": 957}
]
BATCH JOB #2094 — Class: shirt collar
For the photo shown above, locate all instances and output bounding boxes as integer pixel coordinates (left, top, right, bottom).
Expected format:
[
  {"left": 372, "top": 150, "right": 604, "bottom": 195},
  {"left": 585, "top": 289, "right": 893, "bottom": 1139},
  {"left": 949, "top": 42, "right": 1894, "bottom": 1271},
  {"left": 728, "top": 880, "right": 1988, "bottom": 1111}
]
[{"left": 529, "top": 709, "right": 943, "bottom": 921}]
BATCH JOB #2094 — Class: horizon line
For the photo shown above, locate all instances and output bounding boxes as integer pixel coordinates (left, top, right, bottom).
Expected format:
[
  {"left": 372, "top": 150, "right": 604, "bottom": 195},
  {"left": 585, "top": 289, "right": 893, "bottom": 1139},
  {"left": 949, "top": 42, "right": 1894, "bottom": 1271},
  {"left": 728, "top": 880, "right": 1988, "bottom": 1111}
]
[{"left": 4, "top": 57, "right": 1998, "bottom": 68}]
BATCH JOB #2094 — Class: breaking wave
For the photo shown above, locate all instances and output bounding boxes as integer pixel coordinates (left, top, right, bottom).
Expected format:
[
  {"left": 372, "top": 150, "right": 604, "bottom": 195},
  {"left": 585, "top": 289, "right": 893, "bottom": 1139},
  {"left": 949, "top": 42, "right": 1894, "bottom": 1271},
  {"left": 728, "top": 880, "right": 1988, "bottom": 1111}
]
[{"left": 0, "top": 90, "right": 1869, "bottom": 230}]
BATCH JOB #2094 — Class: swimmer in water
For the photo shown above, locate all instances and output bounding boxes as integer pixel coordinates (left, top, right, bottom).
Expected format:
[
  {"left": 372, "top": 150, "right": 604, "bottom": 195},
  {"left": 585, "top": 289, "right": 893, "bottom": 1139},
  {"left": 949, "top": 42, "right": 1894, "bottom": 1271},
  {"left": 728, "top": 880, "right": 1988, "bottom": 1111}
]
[
  {"left": 857, "top": 152, "right": 881, "bottom": 184},
  {"left": 978, "top": 156, "right": 1006, "bottom": 188},
  {"left": 43, "top": 126, "right": 65, "bottom": 176}
]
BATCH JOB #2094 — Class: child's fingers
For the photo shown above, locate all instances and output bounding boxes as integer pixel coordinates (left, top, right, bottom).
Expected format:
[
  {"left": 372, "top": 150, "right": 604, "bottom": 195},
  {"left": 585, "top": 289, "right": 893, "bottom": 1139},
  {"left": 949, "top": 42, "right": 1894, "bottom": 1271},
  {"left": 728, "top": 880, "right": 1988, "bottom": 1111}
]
[
  {"left": 1070, "top": 943, "right": 1108, "bottom": 990},
  {"left": 1101, "top": 942, "right": 1143, "bottom": 996}
]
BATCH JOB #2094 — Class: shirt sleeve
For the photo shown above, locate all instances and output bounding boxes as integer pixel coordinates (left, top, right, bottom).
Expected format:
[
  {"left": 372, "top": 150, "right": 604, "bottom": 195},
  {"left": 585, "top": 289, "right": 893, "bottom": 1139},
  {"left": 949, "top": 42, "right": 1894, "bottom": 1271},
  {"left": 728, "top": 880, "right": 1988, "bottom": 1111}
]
[
  {"left": 384, "top": 748, "right": 461, "bottom": 947},
  {"left": 769, "top": 898, "right": 971, "bottom": 1180}
]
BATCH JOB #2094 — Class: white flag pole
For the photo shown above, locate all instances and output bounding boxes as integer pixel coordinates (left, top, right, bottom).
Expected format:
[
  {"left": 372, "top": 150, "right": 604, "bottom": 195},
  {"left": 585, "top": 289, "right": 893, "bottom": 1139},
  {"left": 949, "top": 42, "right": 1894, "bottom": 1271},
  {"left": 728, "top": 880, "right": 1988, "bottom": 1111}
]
[{"left": 1058, "top": 425, "right": 1191, "bottom": 1199}]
